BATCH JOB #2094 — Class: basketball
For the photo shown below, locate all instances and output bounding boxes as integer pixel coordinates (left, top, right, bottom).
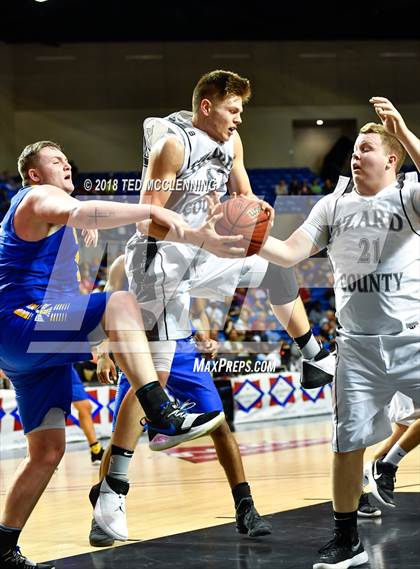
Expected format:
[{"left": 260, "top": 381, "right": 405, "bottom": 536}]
[{"left": 214, "top": 196, "right": 271, "bottom": 256}]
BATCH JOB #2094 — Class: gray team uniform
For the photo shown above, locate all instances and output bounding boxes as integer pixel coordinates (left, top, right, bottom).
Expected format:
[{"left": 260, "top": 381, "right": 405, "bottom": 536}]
[
  {"left": 300, "top": 173, "right": 420, "bottom": 452},
  {"left": 126, "top": 111, "right": 294, "bottom": 342},
  {"left": 388, "top": 392, "right": 419, "bottom": 426}
]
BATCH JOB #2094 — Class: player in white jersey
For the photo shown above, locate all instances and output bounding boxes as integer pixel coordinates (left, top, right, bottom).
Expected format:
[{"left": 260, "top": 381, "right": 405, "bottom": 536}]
[
  {"left": 255, "top": 97, "right": 420, "bottom": 568},
  {"left": 364, "top": 392, "right": 420, "bottom": 508},
  {"left": 126, "top": 69, "right": 335, "bottom": 388}
]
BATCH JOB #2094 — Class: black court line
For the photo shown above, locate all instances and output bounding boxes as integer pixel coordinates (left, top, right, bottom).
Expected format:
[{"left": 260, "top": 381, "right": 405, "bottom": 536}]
[{"left": 49, "top": 493, "right": 419, "bottom": 569}]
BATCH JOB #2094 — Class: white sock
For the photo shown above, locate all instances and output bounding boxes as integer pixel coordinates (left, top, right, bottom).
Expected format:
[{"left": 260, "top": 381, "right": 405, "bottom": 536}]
[
  {"left": 299, "top": 335, "right": 321, "bottom": 359},
  {"left": 383, "top": 443, "right": 407, "bottom": 467}
]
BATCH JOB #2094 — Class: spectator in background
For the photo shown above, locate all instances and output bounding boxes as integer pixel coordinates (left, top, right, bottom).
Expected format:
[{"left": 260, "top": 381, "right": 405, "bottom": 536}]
[
  {"left": 0, "top": 368, "right": 11, "bottom": 389},
  {"left": 235, "top": 305, "right": 251, "bottom": 331},
  {"left": 206, "top": 300, "right": 226, "bottom": 330},
  {"left": 310, "top": 178, "right": 323, "bottom": 195},
  {"left": 275, "top": 179, "right": 288, "bottom": 196},
  {"left": 223, "top": 328, "right": 247, "bottom": 356},
  {"left": 309, "top": 300, "right": 323, "bottom": 325},
  {"left": 323, "top": 178, "right": 334, "bottom": 193},
  {"left": 300, "top": 179, "right": 312, "bottom": 195},
  {"left": 264, "top": 321, "right": 283, "bottom": 343},
  {"left": 0, "top": 187, "right": 9, "bottom": 219},
  {"left": 79, "top": 262, "right": 94, "bottom": 294},
  {"left": 298, "top": 286, "right": 311, "bottom": 305},
  {"left": 288, "top": 178, "right": 300, "bottom": 195},
  {"left": 280, "top": 341, "right": 292, "bottom": 369}
]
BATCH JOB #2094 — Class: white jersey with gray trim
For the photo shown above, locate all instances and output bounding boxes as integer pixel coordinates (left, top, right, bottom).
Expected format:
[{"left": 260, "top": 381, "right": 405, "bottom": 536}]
[
  {"left": 300, "top": 172, "right": 420, "bottom": 335},
  {"left": 142, "top": 110, "right": 234, "bottom": 229}
]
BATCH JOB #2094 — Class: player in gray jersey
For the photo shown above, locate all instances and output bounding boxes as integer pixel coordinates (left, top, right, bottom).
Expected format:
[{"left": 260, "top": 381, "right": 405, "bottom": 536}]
[
  {"left": 257, "top": 97, "right": 419, "bottom": 568},
  {"left": 127, "top": 70, "right": 335, "bottom": 387},
  {"left": 89, "top": 71, "right": 335, "bottom": 550}
]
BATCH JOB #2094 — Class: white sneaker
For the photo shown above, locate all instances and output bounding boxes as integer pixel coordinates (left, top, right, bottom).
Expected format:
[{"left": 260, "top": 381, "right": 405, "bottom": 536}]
[
  {"left": 93, "top": 477, "right": 129, "bottom": 541},
  {"left": 301, "top": 349, "right": 336, "bottom": 389}
]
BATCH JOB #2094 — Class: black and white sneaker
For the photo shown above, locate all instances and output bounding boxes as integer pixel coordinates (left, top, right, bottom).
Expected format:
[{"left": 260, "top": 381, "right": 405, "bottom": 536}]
[
  {"left": 357, "top": 493, "right": 381, "bottom": 518},
  {"left": 366, "top": 458, "right": 397, "bottom": 508},
  {"left": 0, "top": 547, "right": 54, "bottom": 569},
  {"left": 91, "top": 446, "right": 104, "bottom": 465},
  {"left": 313, "top": 531, "right": 368, "bottom": 568},
  {"left": 146, "top": 403, "right": 224, "bottom": 451},
  {"left": 235, "top": 497, "right": 272, "bottom": 537},
  {"left": 89, "top": 518, "right": 115, "bottom": 547},
  {"left": 90, "top": 476, "right": 129, "bottom": 541},
  {"left": 301, "top": 348, "right": 336, "bottom": 389}
]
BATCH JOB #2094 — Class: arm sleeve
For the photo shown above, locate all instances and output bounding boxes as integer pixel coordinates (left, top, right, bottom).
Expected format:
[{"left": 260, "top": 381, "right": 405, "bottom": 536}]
[{"left": 298, "top": 195, "right": 332, "bottom": 249}]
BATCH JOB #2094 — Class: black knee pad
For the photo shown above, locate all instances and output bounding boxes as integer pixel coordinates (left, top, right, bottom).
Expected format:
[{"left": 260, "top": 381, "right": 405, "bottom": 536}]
[{"left": 260, "top": 263, "right": 299, "bottom": 306}]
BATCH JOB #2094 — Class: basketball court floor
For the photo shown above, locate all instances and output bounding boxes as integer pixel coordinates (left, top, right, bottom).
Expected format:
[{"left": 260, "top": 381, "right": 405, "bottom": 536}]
[{"left": 1, "top": 416, "right": 419, "bottom": 568}]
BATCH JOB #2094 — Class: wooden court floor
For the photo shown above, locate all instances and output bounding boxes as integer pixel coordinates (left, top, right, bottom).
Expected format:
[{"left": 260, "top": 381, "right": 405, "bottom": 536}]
[{"left": 1, "top": 416, "right": 419, "bottom": 563}]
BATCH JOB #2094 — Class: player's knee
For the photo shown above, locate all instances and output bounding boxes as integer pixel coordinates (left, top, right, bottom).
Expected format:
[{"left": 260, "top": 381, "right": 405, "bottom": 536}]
[
  {"left": 44, "top": 445, "right": 65, "bottom": 468},
  {"left": 106, "top": 291, "right": 142, "bottom": 328},
  {"left": 261, "top": 263, "right": 299, "bottom": 305},
  {"left": 108, "top": 290, "right": 138, "bottom": 313},
  {"left": 30, "top": 441, "right": 65, "bottom": 468},
  {"left": 76, "top": 399, "right": 92, "bottom": 416}
]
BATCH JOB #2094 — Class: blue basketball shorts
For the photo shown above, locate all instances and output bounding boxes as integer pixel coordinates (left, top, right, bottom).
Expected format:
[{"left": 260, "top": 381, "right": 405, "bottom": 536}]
[
  {"left": 71, "top": 367, "right": 89, "bottom": 402},
  {"left": 112, "top": 336, "right": 223, "bottom": 431},
  {"left": 0, "top": 292, "right": 108, "bottom": 433}
]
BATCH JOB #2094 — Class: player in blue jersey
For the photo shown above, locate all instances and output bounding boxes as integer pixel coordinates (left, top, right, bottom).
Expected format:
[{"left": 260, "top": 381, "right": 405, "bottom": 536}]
[
  {"left": 71, "top": 367, "right": 105, "bottom": 464},
  {"left": 0, "top": 141, "right": 237, "bottom": 569},
  {"left": 87, "top": 255, "right": 272, "bottom": 545}
]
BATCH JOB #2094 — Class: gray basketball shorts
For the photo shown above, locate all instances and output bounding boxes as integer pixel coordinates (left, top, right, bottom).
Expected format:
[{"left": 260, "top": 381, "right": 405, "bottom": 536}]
[
  {"left": 332, "top": 327, "right": 420, "bottom": 452},
  {"left": 125, "top": 233, "right": 268, "bottom": 340}
]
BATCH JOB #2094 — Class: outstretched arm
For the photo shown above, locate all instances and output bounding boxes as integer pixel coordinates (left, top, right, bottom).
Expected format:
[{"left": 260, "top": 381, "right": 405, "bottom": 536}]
[
  {"left": 370, "top": 97, "right": 420, "bottom": 172},
  {"left": 16, "top": 184, "right": 185, "bottom": 240},
  {"left": 259, "top": 229, "right": 320, "bottom": 268}
]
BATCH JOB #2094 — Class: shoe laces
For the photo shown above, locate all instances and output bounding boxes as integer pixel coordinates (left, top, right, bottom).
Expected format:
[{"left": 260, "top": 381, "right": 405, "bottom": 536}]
[
  {"left": 7, "top": 547, "right": 30, "bottom": 567},
  {"left": 162, "top": 401, "right": 192, "bottom": 420},
  {"left": 140, "top": 400, "right": 196, "bottom": 428},
  {"left": 236, "top": 498, "right": 255, "bottom": 518},
  {"left": 177, "top": 399, "right": 196, "bottom": 412},
  {"left": 244, "top": 505, "right": 264, "bottom": 526}
]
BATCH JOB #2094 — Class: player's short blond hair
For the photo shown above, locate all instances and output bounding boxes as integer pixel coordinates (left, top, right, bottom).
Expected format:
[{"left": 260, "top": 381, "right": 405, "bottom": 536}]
[
  {"left": 359, "top": 123, "right": 406, "bottom": 172},
  {"left": 17, "top": 140, "right": 62, "bottom": 185},
  {"left": 192, "top": 70, "right": 251, "bottom": 113}
]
